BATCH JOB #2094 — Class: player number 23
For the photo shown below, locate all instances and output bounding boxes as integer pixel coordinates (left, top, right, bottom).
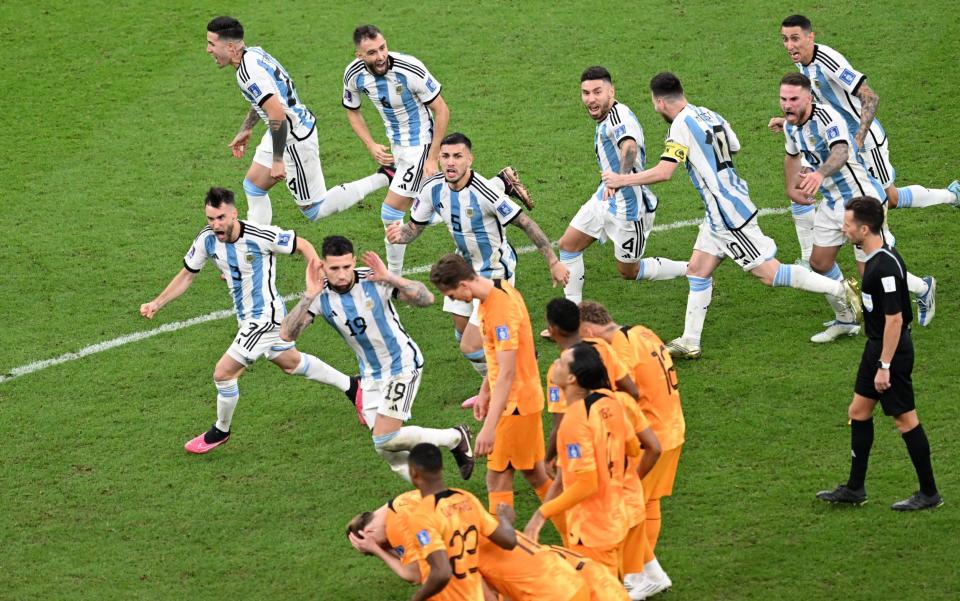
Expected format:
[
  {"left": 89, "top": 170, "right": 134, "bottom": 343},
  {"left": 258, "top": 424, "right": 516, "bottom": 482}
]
[{"left": 448, "top": 525, "right": 479, "bottom": 579}]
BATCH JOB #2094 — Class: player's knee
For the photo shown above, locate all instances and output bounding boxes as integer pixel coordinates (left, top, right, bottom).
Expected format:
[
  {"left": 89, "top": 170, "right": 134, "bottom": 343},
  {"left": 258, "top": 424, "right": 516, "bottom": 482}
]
[
  {"left": 298, "top": 202, "right": 322, "bottom": 222},
  {"left": 617, "top": 262, "right": 640, "bottom": 279},
  {"left": 373, "top": 430, "right": 402, "bottom": 453},
  {"left": 460, "top": 337, "right": 481, "bottom": 356},
  {"left": 809, "top": 256, "right": 831, "bottom": 274}
]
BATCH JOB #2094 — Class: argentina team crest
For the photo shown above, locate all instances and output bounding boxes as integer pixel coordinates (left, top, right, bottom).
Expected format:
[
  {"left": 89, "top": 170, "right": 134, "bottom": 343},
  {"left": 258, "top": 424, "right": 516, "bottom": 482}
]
[
  {"left": 395, "top": 83, "right": 403, "bottom": 95},
  {"left": 244, "top": 253, "right": 254, "bottom": 264},
  {"left": 466, "top": 207, "right": 475, "bottom": 218}
]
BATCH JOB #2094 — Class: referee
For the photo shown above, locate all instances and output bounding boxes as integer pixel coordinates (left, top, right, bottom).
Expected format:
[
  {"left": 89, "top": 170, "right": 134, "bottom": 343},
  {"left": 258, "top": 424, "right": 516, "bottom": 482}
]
[{"left": 816, "top": 197, "right": 942, "bottom": 511}]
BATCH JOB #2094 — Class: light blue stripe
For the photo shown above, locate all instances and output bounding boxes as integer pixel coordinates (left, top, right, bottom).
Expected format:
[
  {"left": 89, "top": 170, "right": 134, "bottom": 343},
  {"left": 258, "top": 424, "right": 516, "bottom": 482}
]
[
  {"left": 684, "top": 115, "right": 754, "bottom": 226},
  {"left": 464, "top": 350, "right": 485, "bottom": 360},
  {"left": 897, "top": 187, "right": 913, "bottom": 208},
  {"left": 373, "top": 430, "right": 399, "bottom": 447},
  {"left": 373, "top": 75, "right": 401, "bottom": 145},
  {"left": 790, "top": 202, "right": 815, "bottom": 215},
  {"left": 825, "top": 263, "right": 843, "bottom": 280},
  {"left": 396, "top": 72, "right": 421, "bottom": 146},
  {"left": 559, "top": 249, "right": 582, "bottom": 261},
  {"left": 467, "top": 192, "right": 495, "bottom": 277},
  {"left": 340, "top": 288, "right": 385, "bottom": 379},
  {"left": 243, "top": 178, "right": 268, "bottom": 196},
  {"left": 246, "top": 240, "right": 265, "bottom": 319},
  {"left": 773, "top": 264, "right": 792, "bottom": 288},
  {"left": 381, "top": 204, "right": 406, "bottom": 221},
  {"left": 224, "top": 244, "right": 246, "bottom": 320},
  {"left": 362, "top": 281, "right": 405, "bottom": 376},
  {"left": 300, "top": 203, "right": 321, "bottom": 221},
  {"left": 687, "top": 275, "right": 713, "bottom": 292}
]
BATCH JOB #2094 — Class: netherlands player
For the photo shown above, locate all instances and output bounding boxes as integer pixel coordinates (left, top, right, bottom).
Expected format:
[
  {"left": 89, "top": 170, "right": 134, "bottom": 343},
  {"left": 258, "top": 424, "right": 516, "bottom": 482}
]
[
  {"left": 279, "top": 237, "right": 473, "bottom": 482},
  {"left": 772, "top": 14, "right": 959, "bottom": 218},
  {"left": 140, "top": 187, "right": 357, "bottom": 453},
  {"left": 780, "top": 73, "right": 937, "bottom": 337},
  {"left": 579, "top": 301, "right": 682, "bottom": 598},
  {"left": 387, "top": 132, "right": 568, "bottom": 390},
  {"left": 525, "top": 343, "right": 644, "bottom": 579},
  {"left": 205, "top": 17, "right": 387, "bottom": 226},
  {"left": 429, "top": 255, "right": 553, "bottom": 516},
  {"left": 558, "top": 66, "right": 687, "bottom": 309},
  {"left": 602, "top": 72, "right": 862, "bottom": 358},
  {"left": 344, "top": 25, "right": 454, "bottom": 275}
]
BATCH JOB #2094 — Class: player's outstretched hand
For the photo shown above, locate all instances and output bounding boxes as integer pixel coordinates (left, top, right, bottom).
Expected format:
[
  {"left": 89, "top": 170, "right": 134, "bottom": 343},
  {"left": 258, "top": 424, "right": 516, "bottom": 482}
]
[
  {"left": 523, "top": 511, "right": 546, "bottom": 543},
  {"left": 305, "top": 258, "right": 325, "bottom": 297},
  {"left": 550, "top": 261, "right": 570, "bottom": 288},
  {"left": 270, "top": 161, "right": 286, "bottom": 181},
  {"left": 385, "top": 222, "right": 405, "bottom": 244},
  {"left": 361, "top": 251, "right": 392, "bottom": 283},
  {"left": 140, "top": 302, "right": 159, "bottom": 319},
  {"left": 768, "top": 117, "right": 785, "bottom": 133},
  {"left": 228, "top": 129, "right": 252, "bottom": 159},
  {"left": 368, "top": 143, "right": 395, "bottom": 166}
]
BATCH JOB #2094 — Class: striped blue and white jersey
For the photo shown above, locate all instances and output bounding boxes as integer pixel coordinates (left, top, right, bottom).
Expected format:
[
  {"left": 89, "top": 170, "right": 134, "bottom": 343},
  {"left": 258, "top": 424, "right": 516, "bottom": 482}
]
[
  {"left": 308, "top": 269, "right": 424, "bottom": 381},
  {"left": 410, "top": 172, "right": 522, "bottom": 280},
  {"left": 342, "top": 52, "right": 441, "bottom": 147},
  {"left": 784, "top": 103, "right": 886, "bottom": 210},
  {"left": 184, "top": 221, "right": 296, "bottom": 324},
  {"left": 661, "top": 104, "right": 757, "bottom": 232},
  {"left": 235, "top": 47, "right": 316, "bottom": 141},
  {"left": 796, "top": 44, "right": 885, "bottom": 150},
  {"left": 593, "top": 102, "right": 658, "bottom": 220}
]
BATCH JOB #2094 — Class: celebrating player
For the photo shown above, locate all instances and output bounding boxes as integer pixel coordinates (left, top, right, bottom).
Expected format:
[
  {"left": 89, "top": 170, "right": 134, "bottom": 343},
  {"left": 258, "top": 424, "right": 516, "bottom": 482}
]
[
  {"left": 343, "top": 24, "right": 451, "bottom": 275},
  {"left": 205, "top": 17, "right": 387, "bottom": 225},
  {"left": 140, "top": 187, "right": 356, "bottom": 453},
  {"left": 279, "top": 236, "right": 473, "bottom": 482},
  {"left": 557, "top": 66, "right": 687, "bottom": 309},
  {"left": 429, "top": 255, "right": 553, "bottom": 514},
  {"left": 780, "top": 73, "right": 937, "bottom": 336},
  {"left": 388, "top": 132, "right": 567, "bottom": 393},
  {"left": 602, "top": 72, "right": 862, "bottom": 358}
]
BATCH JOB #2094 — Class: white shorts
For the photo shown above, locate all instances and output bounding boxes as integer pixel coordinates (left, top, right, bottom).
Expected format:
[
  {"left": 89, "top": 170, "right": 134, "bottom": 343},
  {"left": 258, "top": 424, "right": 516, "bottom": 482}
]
[
  {"left": 226, "top": 320, "right": 295, "bottom": 366},
  {"left": 694, "top": 220, "right": 777, "bottom": 272},
  {"left": 814, "top": 200, "right": 896, "bottom": 261},
  {"left": 569, "top": 198, "right": 654, "bottom": 264},
  {"left": 389, "top": 144, "right": 432, "bottom": 198},
  {"left": 859, "top": 138, "right": 895, "bottom": 189},
  {"left": 443, "top": 273, "right": 516, "bottom": 326},
  {"left": 253, "top": 128, "right": 327, "bottom": 206},
  {"left": 361, "top": 370, "right": 422, "bottom": 428}
]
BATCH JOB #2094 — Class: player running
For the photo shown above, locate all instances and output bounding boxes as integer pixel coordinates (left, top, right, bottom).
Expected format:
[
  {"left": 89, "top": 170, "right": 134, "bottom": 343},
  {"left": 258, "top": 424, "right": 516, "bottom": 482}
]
[
  {"left": 205, "top": 16, "right": 387, "bottom": 225},
  {"left": 140, "top": 187, "right": 357, "bottom": 453},
  {"left": 279, "top": 236, "right": 473, "bottom": 482},
  {"left": 602, "top": 72, "right": 862, "bottom": 358}
]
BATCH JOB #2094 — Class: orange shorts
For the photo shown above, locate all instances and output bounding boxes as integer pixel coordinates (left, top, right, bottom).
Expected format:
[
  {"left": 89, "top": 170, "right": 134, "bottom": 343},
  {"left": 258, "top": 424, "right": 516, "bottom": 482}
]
[
  {"left": 642, "top": 445, "right": 682, "bottom": 501},
  {"left": 488, "top": 411, "right": 545, "bottom": 472},
  {"left": 569, "top": 542, "right": 620, "bottom": 579}
]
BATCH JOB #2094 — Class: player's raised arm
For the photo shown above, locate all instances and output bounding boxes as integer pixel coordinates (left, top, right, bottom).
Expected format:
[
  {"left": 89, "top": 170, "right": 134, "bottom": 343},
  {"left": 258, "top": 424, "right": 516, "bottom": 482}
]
[
  {"left": 852, "top": 81, "right": 879, "bottom": 149},
  {"left": 423, "top": 94, "right": 450, "bottom": 178},
  {"left": 140, "top": 268, "right": 197, "bottom": 319},
  {"left": 293, "top": 235, "right": 320, "bottom": 264},
  {"left": 510, "top": 213, "right": 568, "bottom": 286},
  {"left": 279, "top": 259, "right": 323, "bottom": 342},
  {"left": 361, "top": 251, "right": 434, "bottom": 307}
]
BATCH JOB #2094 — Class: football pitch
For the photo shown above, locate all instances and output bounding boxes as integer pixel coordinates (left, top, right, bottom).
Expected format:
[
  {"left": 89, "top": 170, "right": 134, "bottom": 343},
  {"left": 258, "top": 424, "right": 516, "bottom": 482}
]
[{"left": 2, "top": 1, "right": 958, "bottom": 599}]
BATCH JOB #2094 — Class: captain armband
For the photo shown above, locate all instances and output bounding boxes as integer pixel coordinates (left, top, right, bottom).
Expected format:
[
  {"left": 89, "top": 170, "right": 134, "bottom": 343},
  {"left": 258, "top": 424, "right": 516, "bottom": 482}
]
[{"left": 661, "top": 141, "right": 689, "bottom": 163}]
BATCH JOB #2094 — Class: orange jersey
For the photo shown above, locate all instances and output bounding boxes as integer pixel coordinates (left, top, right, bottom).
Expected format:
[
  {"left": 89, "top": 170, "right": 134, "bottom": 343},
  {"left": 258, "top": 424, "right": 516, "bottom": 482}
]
[
  {"left": 547, "top": 337, "right": 629, "bottom": 414},
  {"left": 384, "top": 490, "right": 428, "bottom": 576},
  {"left": 611, "top": 325, "right": 685, "bottom": 450},
  {"left": 556, "top": 389, "right": 632, "bottom": 548},
  {"left": 478, "top": 280, "right": 543, "bottom": 416},
  {"left": 617, "top": 391, "right": 650, "bottom": 527},
  {"left": 478, "top": 532, "right": 584, "bottom": 601},
  {"left": 546, "top": 544, "right": 630, "bottom": 601},
  {"left": 408, "top": 488, "right": 500, "bottom": 601}
]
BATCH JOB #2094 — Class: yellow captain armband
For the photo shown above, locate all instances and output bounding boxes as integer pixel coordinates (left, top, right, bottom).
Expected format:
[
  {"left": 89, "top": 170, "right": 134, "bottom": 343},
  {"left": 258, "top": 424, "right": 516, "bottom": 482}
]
[{"left": 662, "top": 141, "right": 689, "bottom": 163}]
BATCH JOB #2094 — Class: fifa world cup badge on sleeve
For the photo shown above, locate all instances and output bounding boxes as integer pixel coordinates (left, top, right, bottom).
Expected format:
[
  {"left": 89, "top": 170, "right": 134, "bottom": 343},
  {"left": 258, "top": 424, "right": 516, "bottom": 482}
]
[
  {"left": 826, "top": 126, "right": 840, "bottom": 141},
  {"left": 566, "top": 443, "right": 582, "bottom": 459},
  {"left": 496, "top": 203, "right": 512, "bottom": 218},
  {"left": 839, "top": 69, "right": 856, "bottom": 85},
  {"left": 416, "top": 529, "right": 431, "bottom": 546},
  {"left": 614, "top": 124, "right": 627, "bottom": 138},
  {"left": 548, "top": 387, "right": 561, "bottom": 403},
  {"left": 278, "top": 233, "right": 291, "bottom": 246},
  {"left": 495, "top": 325, "right": 510, "bottom": 341}
]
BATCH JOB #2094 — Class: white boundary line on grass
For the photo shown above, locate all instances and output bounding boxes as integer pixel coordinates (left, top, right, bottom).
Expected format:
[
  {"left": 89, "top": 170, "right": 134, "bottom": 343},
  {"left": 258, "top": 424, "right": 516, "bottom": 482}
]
[{"left": 0, "top": 207, "right": 789, "bottom": 384}]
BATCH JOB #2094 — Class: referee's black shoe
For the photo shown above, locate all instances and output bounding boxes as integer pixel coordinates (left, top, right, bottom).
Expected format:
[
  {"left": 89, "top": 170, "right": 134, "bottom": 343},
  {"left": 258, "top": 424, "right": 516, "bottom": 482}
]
[
  {"left": 891, "top": 490, "right": 944, "bottom": 511},
  {"left": 816, "top": 484, "right": 867, "bottom": 506}
]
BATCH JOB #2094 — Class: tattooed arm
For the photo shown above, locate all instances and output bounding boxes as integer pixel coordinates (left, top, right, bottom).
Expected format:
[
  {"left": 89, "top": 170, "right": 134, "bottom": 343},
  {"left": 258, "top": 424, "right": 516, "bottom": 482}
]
[
  {"left": 261, "top": 95, "right": 289, "bottom": 180},
  {"left": 618, "top": 138, "right": 639, "bottom": 174},
  {"left": 385, "top": 220, "right": 429, "bottom": 244},
  {"left": 280, "top": 259, "right": 324, "bottom": 341},
  {"left": 511, "top": 213, "right": 569, "bottom": 286},
  {"left": 853, "top": 82, "right": 879, "bottom": 149},
  {"left": 797, "top": 142, "right": 849, "bottom": 196},
  {"left": 361, "top": 251, "right": 434, "bottom": 307},
  {"left": 228, "top": 108, "right": 260, "bottom": 159}
]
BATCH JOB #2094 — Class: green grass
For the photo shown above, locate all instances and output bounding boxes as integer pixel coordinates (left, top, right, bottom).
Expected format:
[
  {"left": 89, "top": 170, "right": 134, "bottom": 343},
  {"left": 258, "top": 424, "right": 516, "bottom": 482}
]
[{"left": 2, "top": 1, "right": 958, "bottom": 599}]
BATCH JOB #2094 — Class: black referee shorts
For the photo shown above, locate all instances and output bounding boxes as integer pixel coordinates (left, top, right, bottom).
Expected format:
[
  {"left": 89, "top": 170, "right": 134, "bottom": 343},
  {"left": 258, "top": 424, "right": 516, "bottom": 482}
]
[{"left": 854, "top": 333, "right": 915, "bottom": 416}]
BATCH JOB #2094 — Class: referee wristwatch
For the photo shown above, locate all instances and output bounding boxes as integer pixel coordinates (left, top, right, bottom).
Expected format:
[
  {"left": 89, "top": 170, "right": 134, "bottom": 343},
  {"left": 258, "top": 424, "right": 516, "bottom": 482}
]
[{"left": 877, "top": 360, "right": 891, "bottom": 370}]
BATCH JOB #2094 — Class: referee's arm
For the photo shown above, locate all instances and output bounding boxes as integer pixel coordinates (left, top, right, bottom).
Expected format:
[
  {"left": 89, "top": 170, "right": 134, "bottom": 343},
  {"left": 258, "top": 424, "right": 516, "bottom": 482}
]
[{"left": 875, "top": 312, "right": 903, "bottom": 392}]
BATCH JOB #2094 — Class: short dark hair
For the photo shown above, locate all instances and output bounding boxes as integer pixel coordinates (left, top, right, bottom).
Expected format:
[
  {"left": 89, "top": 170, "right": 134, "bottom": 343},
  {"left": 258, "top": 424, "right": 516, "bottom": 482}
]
[
  {"left": 782, "top": 14, "right": 812, "bottom": 31},
  {"left": 569, "top": 343, "right": 610, "bottom": 390},
  {"left": 441, "top": 132, "right": 472, "bottom": 150},
  {"left": 205, "top": 187, "right": 236, "bottom": 208},
  {"left": 409, "top": 443, "right": 443, "bottom": 473},
  {"left": 429, "top": 254, "right": 476, "bottom": 290},
  {"left": 345, "top": 511, "right": 374, "bottom": 538},
  {"left": 207, "top": 16, "right": 244, "bottom": 41},
  {"left": 846, "top": 197, "right": 885, "bottom": 234},
  {"left": 780, "top": 72, "right": 812, "bottom": 90},
  {"left": 581, "top": 66, "right": 612, "bottom": 84},
  {"left": 649, "top": 72, "right": 684, "bottom": 99},
  {"left": 353, "top": 24, "right": 383, "bottom": 45},
  {"left": 322, "top": 235, "right": 354, "bottom": 258},
  {"left": 579, "top": 300, "right": 613, "bottom": 326},
  {"left": 546, "top": 298, "right": 580, "bottom": 335}
]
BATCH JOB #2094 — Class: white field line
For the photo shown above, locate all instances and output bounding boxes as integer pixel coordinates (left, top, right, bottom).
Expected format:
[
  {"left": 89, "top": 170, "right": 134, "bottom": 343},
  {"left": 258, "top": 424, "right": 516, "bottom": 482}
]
[{"left": 0, "top": 207, "right": 789, "bottom": 384}]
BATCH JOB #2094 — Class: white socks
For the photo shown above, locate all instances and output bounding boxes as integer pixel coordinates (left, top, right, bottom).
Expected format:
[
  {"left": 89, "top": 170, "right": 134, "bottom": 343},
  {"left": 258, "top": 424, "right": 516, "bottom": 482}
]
[
  {"left": 373, "top": 426, "right": 464, "bottom": 481},
  {"left": 637, "top": 257, "right": 688, "bottom": 281},
  {"left": 681, "top": 276, "right": 713, "bottom": 346},
  {"left": 560, "top": 250, "right": 585, "bottom": 304},
  {"left": 294, "top": 353, "right": 350, "bottom": 391},
  {"left": 895, "top": 185, "right": 956, "bottom": 209},
  {"left": 243, "top": 178, "right": 272, "bottom": 225},
  {"left": 382, "top": 204, "right": 407, "bottom": 275},
  {"left": 215, "top": 379, "right": 240, "bottom": 433},
  {"left": 791, "top": 202, "right": 815, "bottom": 263},
  {"left": 906, "top": 272, "right": 929, "bottom": 297}
]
